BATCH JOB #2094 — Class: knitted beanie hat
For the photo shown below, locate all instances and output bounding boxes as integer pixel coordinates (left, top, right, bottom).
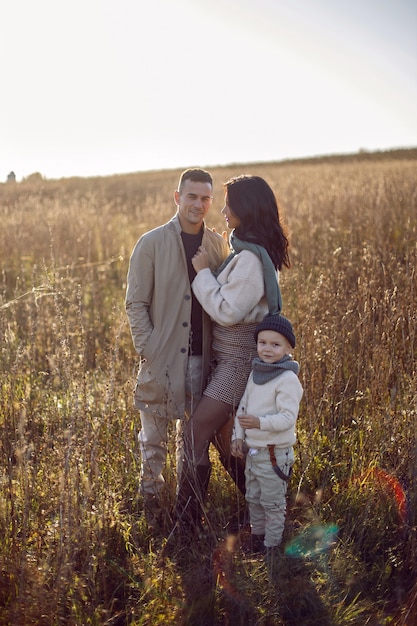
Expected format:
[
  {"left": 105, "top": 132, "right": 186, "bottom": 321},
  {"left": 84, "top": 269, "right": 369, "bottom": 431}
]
[{"left": 254, "top": 313, "right": 296, "bottom": 348}]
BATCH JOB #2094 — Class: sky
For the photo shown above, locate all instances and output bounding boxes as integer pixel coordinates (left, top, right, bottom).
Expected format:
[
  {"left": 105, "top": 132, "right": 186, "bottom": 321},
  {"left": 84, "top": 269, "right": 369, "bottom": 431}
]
[{"left": 1, "top": 0, "right": 416, "bottom": 181}]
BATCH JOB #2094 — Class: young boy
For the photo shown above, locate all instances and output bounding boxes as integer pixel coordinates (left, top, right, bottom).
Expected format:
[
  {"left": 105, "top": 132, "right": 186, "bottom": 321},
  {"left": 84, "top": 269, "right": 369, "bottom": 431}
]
[{"left": 231, "top": 313, "right": 303, "bottom": 555}]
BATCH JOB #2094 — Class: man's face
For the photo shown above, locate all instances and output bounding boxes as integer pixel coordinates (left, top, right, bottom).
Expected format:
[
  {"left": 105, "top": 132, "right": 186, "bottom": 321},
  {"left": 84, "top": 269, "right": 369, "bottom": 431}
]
[{"left": 174, "top": 180, "right": 213, "bottom": 233}]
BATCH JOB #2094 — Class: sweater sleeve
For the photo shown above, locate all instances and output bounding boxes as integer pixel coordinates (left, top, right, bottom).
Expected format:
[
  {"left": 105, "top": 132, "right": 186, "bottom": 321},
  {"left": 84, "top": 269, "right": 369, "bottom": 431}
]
[
  {"left": 191, "top": 251, "right": 265, "bottom": 326},
  {"left": 232, "top": 386, "right": 248, "bottom": 441}
]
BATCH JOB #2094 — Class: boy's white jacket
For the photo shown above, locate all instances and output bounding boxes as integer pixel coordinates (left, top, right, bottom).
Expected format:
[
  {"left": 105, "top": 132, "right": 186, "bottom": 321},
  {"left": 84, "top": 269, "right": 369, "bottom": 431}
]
[{"left": 232, "top": 370, "right": 303, "bottom": 449}]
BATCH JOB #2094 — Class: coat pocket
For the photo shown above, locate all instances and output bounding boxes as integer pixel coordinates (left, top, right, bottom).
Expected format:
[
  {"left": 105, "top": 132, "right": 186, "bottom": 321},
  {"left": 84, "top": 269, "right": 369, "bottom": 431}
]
[{"left": 135, "top": 359, "right": 167, "bottom": 406}]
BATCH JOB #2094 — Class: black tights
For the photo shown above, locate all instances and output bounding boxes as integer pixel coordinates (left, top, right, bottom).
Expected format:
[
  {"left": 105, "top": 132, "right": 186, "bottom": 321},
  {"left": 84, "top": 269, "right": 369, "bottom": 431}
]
[
  {"left": 183, "top": 394, "right": 246, "bottom": 495},
  {"left": 184, "top": 395, "right": 232, "bottom": 466}
]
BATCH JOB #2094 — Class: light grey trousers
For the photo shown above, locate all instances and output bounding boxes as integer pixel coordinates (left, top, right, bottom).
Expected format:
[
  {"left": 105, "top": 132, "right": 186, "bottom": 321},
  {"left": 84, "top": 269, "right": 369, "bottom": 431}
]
[
  {"left": 138, "top": 356, "right": 203, "bottom": 495},
  {"left": 245, "top": 446, "right": 294, "bottom": 547}
]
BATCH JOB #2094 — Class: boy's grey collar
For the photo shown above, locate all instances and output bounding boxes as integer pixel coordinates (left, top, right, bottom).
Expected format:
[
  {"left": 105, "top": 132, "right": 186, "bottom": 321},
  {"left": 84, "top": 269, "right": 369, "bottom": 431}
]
[{"left": 252, "top": 355, "right": 299, "bottom": 384}]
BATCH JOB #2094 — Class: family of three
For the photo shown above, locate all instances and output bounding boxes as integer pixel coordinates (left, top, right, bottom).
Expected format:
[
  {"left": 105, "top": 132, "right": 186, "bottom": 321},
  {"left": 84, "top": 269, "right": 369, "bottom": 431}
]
[{"left": 125, "top": 168, "right": 303, "bottom": 556}]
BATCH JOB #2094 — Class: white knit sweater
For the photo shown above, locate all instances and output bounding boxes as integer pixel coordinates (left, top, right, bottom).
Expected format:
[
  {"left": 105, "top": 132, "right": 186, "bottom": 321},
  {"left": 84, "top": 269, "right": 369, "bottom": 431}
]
[
  {"left": 232, "top": 369, "right": 303, "bottom": 449},
  {"left": 192, "top": 250, "right": 273, "bottom": 326}
]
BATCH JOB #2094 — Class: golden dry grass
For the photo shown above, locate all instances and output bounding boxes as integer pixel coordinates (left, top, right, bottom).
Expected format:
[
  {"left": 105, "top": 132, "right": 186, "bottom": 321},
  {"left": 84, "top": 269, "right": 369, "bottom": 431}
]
[{"left": 0, "top": 149, "right": 416, "bottom": 625}]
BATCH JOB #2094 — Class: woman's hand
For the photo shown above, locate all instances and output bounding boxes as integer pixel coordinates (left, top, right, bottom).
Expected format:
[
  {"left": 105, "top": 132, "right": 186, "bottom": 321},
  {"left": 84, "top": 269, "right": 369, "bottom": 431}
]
[{"left": 192, "top": 246, "right": 209, "bottom": 272}]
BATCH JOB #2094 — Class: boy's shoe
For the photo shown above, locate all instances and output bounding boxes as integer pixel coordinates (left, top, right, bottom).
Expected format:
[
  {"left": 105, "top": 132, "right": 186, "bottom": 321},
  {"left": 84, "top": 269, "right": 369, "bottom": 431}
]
[
  {"left": 241, "top": 533, "right": 265, "bottom": 555},
  {"left": 143, "top": 493, "right": 164, "bottom": 531}
]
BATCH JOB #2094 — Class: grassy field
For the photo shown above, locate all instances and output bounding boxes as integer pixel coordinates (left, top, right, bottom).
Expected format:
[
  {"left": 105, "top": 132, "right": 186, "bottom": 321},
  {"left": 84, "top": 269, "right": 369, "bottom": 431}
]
[{"left": 0, "top": 150, "right": 416, "bottom": 625}]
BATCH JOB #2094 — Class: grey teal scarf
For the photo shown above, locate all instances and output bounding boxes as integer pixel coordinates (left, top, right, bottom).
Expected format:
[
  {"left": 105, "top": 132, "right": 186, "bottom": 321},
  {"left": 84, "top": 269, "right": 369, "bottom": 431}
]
[
  {"left": 252, "top": 355, "right": 299, "bottom": 385},
  {"left": 214, "top": 232, "right": 282, "bottom": 314}
]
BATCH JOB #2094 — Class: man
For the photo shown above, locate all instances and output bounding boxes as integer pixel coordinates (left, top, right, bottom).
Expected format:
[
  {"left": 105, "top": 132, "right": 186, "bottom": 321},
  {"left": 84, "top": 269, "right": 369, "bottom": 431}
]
[{"left": 125, "top": 168, "right": 229, "bottom": 528}]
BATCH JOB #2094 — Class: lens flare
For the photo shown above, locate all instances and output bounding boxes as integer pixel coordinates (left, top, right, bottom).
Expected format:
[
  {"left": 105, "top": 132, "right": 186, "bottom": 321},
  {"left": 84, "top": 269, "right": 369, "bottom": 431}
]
[
  {"left": 284, "top": 524, "right": 339, "bottom": 558},
  {"left": 356, "top": 467, "right": 407, "bottom": 525}
]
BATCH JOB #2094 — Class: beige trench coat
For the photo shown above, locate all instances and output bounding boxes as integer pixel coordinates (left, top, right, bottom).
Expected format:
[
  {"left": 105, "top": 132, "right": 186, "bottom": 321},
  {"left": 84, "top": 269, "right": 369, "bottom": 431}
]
[{"left": 126, "top": 213, "right": 229, "bottom": 419}]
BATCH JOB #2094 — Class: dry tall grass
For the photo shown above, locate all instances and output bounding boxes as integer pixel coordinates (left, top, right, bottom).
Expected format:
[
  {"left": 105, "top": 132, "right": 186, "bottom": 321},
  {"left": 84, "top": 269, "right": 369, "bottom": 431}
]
[{"left": 0, "top": 151, "right": 416, "bottom": 625}]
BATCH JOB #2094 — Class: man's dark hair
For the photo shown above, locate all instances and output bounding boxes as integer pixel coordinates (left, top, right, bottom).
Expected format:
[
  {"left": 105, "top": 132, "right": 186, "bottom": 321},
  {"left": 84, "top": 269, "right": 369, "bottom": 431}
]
[{"left": 178, "top": 168, "right": 213, "bottom": 192}]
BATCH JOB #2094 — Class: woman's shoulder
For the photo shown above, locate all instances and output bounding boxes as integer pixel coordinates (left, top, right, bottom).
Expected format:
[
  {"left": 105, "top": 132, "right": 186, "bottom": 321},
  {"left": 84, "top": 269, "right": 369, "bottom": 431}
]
[
  {"left": 229, "top": 249, "right": 263, "bottom": 270},
  {"left": 233, "top": 248, "right": 263, "bottom": 262}
]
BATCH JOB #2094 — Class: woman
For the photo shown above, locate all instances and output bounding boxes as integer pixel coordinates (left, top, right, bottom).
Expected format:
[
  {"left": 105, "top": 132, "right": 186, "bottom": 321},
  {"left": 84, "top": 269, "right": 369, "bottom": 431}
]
[{"left": 176, "top": 175, "right": 290, "bottom": 529}]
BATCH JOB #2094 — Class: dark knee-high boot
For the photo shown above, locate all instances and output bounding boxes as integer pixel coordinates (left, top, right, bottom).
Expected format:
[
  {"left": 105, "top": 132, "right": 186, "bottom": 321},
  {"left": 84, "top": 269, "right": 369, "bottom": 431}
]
[
  {"left": 196, "top": 463, "right": 211, "bottom": 514},
  {"left": 220, "top": 454, "right": 246, "bottom": 496},
  {"left": 218, "top": 454, "right": 249, "bottom": 533},
  {"left": 175, "top": 463, "right": 212, "bottom": 531}
]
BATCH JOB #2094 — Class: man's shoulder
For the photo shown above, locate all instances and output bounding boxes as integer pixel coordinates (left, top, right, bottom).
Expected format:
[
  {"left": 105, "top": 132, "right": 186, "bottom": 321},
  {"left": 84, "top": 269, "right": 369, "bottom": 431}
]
[{"left": 140, "top": 216, "right": 179, "bottom": 241}]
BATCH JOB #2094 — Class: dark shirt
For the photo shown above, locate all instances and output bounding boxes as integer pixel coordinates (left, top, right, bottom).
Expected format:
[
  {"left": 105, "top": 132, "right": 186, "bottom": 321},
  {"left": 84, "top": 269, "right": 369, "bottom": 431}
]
[{"left": 181, "top": 229, "right": 204, "bottom": 355}]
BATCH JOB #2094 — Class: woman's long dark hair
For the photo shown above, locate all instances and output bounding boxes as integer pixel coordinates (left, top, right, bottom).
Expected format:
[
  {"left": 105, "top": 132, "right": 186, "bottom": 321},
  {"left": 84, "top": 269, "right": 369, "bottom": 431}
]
[{"left": 224, "top": 175, "right": 290, "bottom": 270}]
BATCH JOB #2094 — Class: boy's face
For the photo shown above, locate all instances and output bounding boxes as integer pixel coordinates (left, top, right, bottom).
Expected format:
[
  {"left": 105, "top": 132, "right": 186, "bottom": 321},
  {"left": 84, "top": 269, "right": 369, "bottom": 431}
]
[{"left": 257, "top": 329, "right": 292, "bottom": 363}]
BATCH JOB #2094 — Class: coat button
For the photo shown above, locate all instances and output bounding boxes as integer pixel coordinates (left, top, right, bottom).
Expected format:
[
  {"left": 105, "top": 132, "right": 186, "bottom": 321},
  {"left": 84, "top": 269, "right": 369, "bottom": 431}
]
[
  {"left": 182, "top": 322, "right": 188, "bottom": 327},
  {"left": 180, "top": 348, "right": 187, "bottom": 353},
  {"left": 184, "top": 294, "right": 191, "bottom": 300}
]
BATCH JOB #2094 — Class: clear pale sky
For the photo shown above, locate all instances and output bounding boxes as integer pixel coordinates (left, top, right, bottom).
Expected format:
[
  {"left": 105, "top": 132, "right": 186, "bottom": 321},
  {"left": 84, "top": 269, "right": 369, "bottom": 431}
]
[{"left": 1, "top": 0, "right": 416, "bottom": 181}]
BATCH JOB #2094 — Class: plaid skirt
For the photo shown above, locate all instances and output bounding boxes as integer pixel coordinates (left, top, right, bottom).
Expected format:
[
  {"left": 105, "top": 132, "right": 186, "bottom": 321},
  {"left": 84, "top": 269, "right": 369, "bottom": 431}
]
[{"left": 203, "top": 321, "right": 257, "bottom": 407}]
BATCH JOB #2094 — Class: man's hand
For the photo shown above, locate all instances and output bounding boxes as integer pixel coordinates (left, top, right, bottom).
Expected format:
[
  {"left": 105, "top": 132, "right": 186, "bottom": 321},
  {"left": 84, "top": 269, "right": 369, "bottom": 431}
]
[
  {"left": 238, "top": 414, "right": 261, "bottom": 429},
  {"left": 192, "top": 246, "right": 210, "bottom": 272},
  {"left": 212, "top": 227, "right": 228, "bottom": 242}
]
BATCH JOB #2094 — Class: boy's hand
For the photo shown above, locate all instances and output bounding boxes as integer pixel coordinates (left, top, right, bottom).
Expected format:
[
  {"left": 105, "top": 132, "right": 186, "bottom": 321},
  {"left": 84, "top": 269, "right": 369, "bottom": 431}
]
[
  {"left": 238, "top": 414, "right": 260, "bottom": 429},
  {"left": 231, "top": 439, "right": 244, "bottom": 459}
]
